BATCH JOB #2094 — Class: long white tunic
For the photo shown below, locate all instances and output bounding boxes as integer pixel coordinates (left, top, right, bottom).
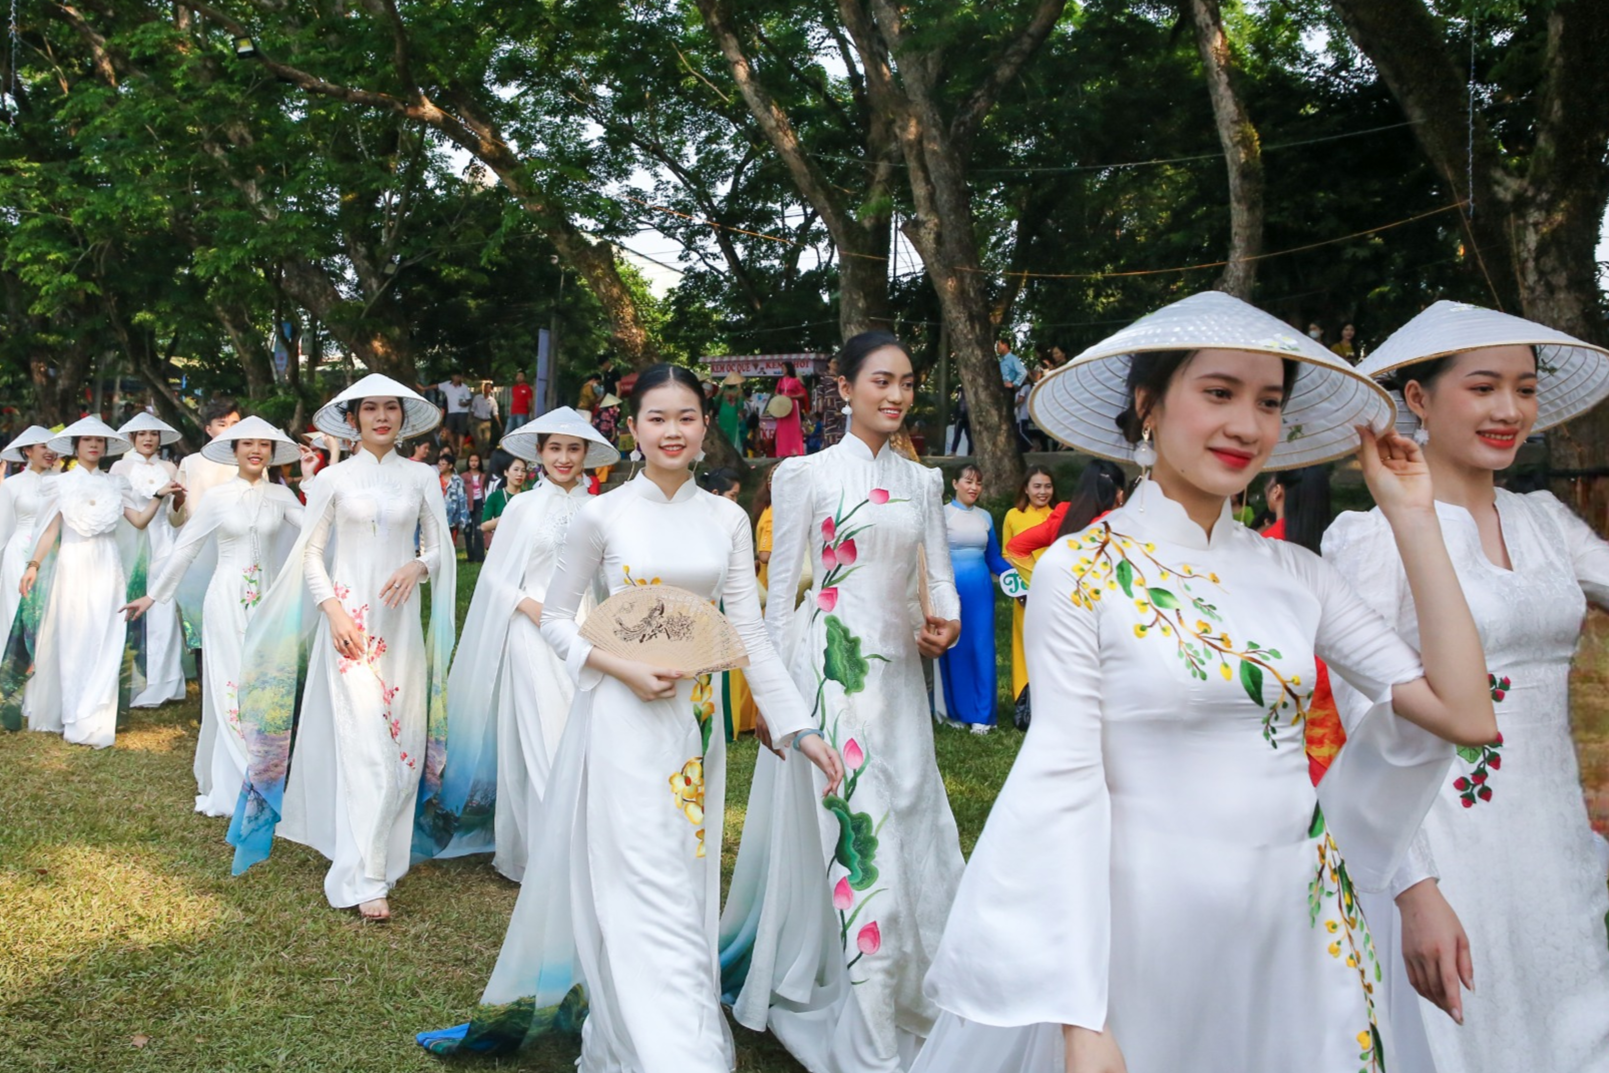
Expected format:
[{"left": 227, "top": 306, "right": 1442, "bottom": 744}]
[
  {"left": 0, "top": 469, "right": 52, "bottom": 638},
  {"left": 915, "top": 480, "right": 1439, "bottom": 1073},
  {"left": 440, "top": 478, "right": 592, "bottom": 880},
  {"left": 148, "top": 478, "right": 303, "bottom": 816},
  {"left": 169, "top": 451, "right": 241, "bottom": 647},
  {"left": 29, "top": 468, "right": 143, "bottom": 747},
  {"left": 723, "top": 434, "right": 964, "bottom": 1073},
  {"left": 1325, "top": 491, "right": 1609, "bottom": 1073},
  {"left": 112, "top": 454, "right": 186, "bottom": 706},
  {"left": 277, "top": 449, "right": 442, "bottom": 908}
]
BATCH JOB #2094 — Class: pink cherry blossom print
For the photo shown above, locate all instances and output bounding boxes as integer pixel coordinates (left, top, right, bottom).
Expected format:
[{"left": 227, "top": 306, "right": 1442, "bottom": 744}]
[
  {"left": 857, "top": 921, "right": 881, "bottom": 955},
  {"left": 836, "top": 538, "right": 858, "bottom": 566},
  {"left": 868, "top": 488, "right": 889, "bottom": 505},
  {"left": 833, "top": 877, "right": 853, "bottom": 911},
  {"left": 843, "top": 738, "right": 865, "bottom": 772},
  {"left": 817, "top": 588, "right": 839, "bottom": 612}
]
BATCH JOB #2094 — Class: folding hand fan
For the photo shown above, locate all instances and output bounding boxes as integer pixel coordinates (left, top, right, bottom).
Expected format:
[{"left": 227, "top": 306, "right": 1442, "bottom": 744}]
[{"left": 580, "top": 584, "right": 751, "bottom": 676}]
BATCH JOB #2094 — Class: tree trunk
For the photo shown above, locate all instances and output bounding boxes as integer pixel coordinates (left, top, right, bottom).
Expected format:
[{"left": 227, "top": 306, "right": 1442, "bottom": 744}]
[
  {"left": 276, "top": 257, "right": 417, "bottom": 382},
  {"left": 214, "top": 301, "right": 277, "bottom": 399},
  {"left": 1187, "top": 0, "right": 1264, "bottom": 298}
]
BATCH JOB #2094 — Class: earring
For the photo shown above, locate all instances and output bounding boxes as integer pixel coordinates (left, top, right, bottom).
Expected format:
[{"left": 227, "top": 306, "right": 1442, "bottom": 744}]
[
  {"left": 1412, "top": 422, "right": 1430, "bottom": 447},
  {"left": 840, "top": 403, "right": 852, "bottom": 417},
  {"left": 694, "top": 449, "right": 706, "bottom": 463},
  {"left": 1132, "top": 426, "right": 1157, "bottom": 470},
  {"left": 630, "top": 448, "right": 643, "bottom": 462}
]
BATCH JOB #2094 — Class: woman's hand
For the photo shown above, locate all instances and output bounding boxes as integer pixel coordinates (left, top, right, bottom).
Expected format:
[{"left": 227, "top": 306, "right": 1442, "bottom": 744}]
[
  {"left": 379, "top": 560, "right": 428, "bottom": 609},
  {"left": 298, "top": 444, "right": 320, "bottom": 479},
  {"left": 1063, "top": 1025, "right": 1127, "bottom": 1073},
  {"left": 1355, "top": 426, "right": 1435, "bottom": 520},
  {"left": 1397, "top": 879, "right": 1473, "bottom": 1024},
  {"left": 120, "top": 596, "right": 156, "bottom": 622},
  {"left": 917, "top": 616, "right": 961, "bottom": 659},
  {"left": 614, "top": 660, "right": 683, "bottom": 702},
  {"left": 323, "top": 601, "right": 364, "bottom": 660},
  {"left": 795, "top": 733, "right": 845, "bottom": 795},
  {"left": 517, "top": 597, "right": 543, "bottom": 626},
  {"left": 156, "top": 481, "right": 184, "bottom": 498},
  {"left": 19, "top": 564, "right": 38, "bottom": 598},
  {"left": 753, "top": 712, "right": 784, "bottom": 758}
]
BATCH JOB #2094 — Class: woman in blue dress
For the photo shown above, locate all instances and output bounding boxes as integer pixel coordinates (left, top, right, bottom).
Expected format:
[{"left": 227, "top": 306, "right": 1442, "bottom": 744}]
[{"left": 935, "top": 464, "right": 1011, "bottom": 733}]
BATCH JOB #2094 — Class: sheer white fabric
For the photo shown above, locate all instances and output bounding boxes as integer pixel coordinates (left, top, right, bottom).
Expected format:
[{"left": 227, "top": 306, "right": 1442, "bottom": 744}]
[
  {"left": 111, "top": 454, "right": 187, "bottom": 706},
  {"left": 147, "top": 478, "right": 303, "bottom": 815},
  {"left": 1325, "top": 491, "right": 1609, "bottom": 1073},
  {"left": 0, "top": 469, "right": 52, "bottom": 639},
  {"left": 277, "top": 450, "right": 441, "bottom": 908},
  {"left": 916, "top": 480, "right": 1433, "bottom": 1073}
]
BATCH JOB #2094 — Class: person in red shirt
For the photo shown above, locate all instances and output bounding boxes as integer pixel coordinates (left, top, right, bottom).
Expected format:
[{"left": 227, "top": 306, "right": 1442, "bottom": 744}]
[{"left": 507, "top": 370, "right": 534, "bottom": 430}]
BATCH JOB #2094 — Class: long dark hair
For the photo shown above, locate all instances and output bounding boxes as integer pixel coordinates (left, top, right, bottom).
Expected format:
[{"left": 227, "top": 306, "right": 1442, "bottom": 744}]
[
  {"left": 1056, "top": 460, "right": 1126, "bottom": 537},
  {"left": 835, "top": 331, "right": 913, "bottom": 383},
  {"left": 751, "top": 463, "right": 775, "bottom": 522},
  {"left": 1268, "top": 466, "right": 1331, "bottom": 555},
  {"left": 1014, "top": 465, "right": 1054, "bottom": 512}
]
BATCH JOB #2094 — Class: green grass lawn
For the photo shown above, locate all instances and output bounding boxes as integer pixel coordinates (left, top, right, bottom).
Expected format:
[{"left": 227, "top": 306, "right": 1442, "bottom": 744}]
[{"left": 0, "top": 560, "right": 1024, "bottom": 1073}]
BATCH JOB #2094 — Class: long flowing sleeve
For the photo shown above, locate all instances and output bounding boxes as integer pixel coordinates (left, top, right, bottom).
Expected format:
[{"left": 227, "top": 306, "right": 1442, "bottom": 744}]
[
  {"left": 920, "top": 466, "right": 961, "bottom": 621},
  {"left": 984, "top": 514, "right": 1012, "bottom": 577},
  {"left": 302, "top": 489, "right": 338, "bottom": 606},
  {"left": 1532, "top": 491, "right": 1609, "bottom": 608},
  {"left": 762, "top": 460, "right": 812, "bottom": 646},
  {"left": 925, "top": 536, "right": 1110, "bottom": 1028},
  {"left": 716, "top": 500, "right": 810, "bottom": 742},
  {"left": 148, "top": 491, "right": 225, "bottom": 604},
  {"left": 415, "top": 469, "right": 442, "bottom": 581},
  {"left": 0, "top": 480, "right": 17, "bottom": 552},
  {"left": 539, "top": 498, "right": 610, "bottom": 690}
]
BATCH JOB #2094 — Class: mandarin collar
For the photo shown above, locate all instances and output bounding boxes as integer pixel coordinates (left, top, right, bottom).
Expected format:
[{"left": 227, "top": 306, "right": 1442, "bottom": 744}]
[
  {"left": 839, "top": 433, "right": 890, "bottom": 463},
  {"left": 537, "top": 478, "right": 592, "bottom": 501},
  {"left": 352, "top": 447, "right": 401, "bottom": 468},
  {"left": 629, "top": 471, "right": 700, "bottom": 504},
  {"left": 1119, "top": 479, "right": 1237, "bottom": 552}
]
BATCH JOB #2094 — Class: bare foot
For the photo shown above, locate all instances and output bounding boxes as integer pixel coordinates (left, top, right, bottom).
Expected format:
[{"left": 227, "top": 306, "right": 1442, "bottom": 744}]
[{"left": 358, "top": 897, "right": 391, "bottom": 923}]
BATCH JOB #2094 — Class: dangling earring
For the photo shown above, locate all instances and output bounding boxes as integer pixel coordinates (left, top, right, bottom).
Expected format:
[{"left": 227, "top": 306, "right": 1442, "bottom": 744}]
[
  {"left": 694, "top": 449, "right": 706, "bottom": 463},
  {"left": 1412, "top": 421, "right": 1430, "bottom": 447},
  {"left": 840, "top": 403, "right": 852, "bottom": 417},
  {"left": 1133, "top": 426, "right": 1155, "bottom": 511}
]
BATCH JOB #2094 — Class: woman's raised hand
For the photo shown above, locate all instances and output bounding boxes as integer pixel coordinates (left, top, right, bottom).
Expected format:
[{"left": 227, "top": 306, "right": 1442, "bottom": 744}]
[
  {"left": 1355, "top": 426, "right": 1435, "bottom": 520},
  {"left": 120, "top": 595, "right": 156, "bottom": 622}
]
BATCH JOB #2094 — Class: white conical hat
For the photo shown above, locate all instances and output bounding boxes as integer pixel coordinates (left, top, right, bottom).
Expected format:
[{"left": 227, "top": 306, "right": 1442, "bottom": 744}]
[
  {"left": 117, "top": 411, "right": 183, "bottom": 447},
  {"left": 312, "top": 373, "right": 441, "bottom": 440},
  {"left": 201, "top": 415, "right": 303, "bottom": 466},
  {"left": 2, "top": 425, "right": 58, "bottom": 463},
  {"left": 500, "top": 406, "right": 620, "bottom": 468},
  {"left": 46, "top": 416, "right": 134, "bottom": 457},
  {"left": 1357, "top": 300, "right": 1609, "bottom": 434},
  {"left": 1029, "top": 291, "right": 1396, "bottom": 470}
]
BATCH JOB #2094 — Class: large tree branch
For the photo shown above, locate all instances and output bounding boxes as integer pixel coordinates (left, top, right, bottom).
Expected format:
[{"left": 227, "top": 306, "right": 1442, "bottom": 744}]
[
  {"left": 1186, "top": 0, "right": 1263, "bottom": 298},
  {"left": 950, "top": 0, "right": 1066, "bottom": 155}
]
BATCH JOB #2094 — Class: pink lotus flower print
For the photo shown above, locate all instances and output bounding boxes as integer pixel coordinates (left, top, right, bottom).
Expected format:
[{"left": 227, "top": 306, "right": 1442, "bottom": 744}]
[
  {"left": 868, "top": 488, "right": 889, "bottom": 505},
  {"left": 836, "top": 538, "right": 858, "bottom": 566},
  {"left": 822, "top": 517, "right": 837, "bottom": 542},
  {"left": 843, "top": 738, "right": 865, "bottom": 772},
  {"left": 817, "top": 587, "right": 839, "bottom": 612},
  {"left": 833, "top": 877, "right": 854, "bottom": 911},
  {"left": 822, "top": 543, "right": 838, "bottom": 570},
  {"left": 857, "top": 921, "right": 881, "bottom": 956}
]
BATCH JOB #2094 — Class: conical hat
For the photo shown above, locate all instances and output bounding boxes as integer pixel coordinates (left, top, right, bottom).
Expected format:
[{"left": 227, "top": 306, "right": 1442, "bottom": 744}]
[
  {"left": 1028, "top": 291, "right": 1395, "bottom": 470},
  {"left": 1, "top": 425, "right": 58, "bottom": 463},
  {"left": 201, "top": 415, "right": 303, "bottom": 466},
  {"left": 312, "top": 373, "right": 441, "bottom": 440},
  {"left": 116, "top": 412, "right": 182, "bottom": 447},
  {"left": 46, "top": 416, "right": 134, "bottom": 457},
  {"left": 1357, "top": 300, "right": 1609, "bottom": 434},
  {"left": 720, "top": 371, "right": 746, "bottom": 387},
  {"left": 500, "top": 406, "right": 619, "bottom": 467},
  {"left": 580, "top": 584, "right": 750, "bottom": 676}
]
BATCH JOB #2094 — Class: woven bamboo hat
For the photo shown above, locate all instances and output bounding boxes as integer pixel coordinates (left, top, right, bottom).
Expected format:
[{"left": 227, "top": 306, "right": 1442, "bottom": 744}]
[
  {"left": 116, "top": 412, "right": 182, "bottom": 447},
  {"left": 1357, "top": 300, "right": 1609, "bottom": 434},
  {"left": 2, "top": 425, "right": 58, "bottom": 463},
  {"left": 500, "top": 406, "right": 620, "bottom": 468},
  {"left": 1028, "top": 291, "right": 1396, "bottom": 470},
  {"left": 765, "top": 393, "right": 795, "bottom": 419},
  {"left": 313, "top": 373, "right": 442, "bottom": 440},
  {"left": 720, "top": 372, "right": 746, "bottom": 387},
  {"left": 47, "top": 416, "right": 134, "bottom": 457},
  {"left": 201, "top": 415, "right": 302, "bottom": 466}
]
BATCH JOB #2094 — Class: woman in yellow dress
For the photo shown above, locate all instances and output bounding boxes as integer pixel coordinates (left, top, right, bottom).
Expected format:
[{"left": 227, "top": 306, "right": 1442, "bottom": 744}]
[{"left": 1001, "top": 465, "right": 1055, "bottom": 701}]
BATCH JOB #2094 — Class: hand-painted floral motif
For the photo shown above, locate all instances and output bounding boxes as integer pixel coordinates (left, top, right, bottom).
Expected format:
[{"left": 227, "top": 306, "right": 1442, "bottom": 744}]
[
  {"left": 1454, "top": 733, "right": 1504, "bottom": 808},
  {"left": 332, "top": 582, "right": 411, "bottom": 770},
  {"left": 1308, "top": 825, "right": 1384, "bottom": 1073},
  {"left": 240, "top": 563, "right": 262, "bottom": 609},
  {"left": 1064, "top": 524, "right": 1313, "bottom": 747},
  {"left": 224, "top": 680, "right": 243, "bottom": 734}
]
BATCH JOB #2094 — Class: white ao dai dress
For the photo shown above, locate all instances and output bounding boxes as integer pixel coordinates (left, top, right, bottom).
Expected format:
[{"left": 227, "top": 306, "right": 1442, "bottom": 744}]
[
  {"left": 0, "top": 469, "right": 53, "bottom": 638},
  {"left": 28, "top": 468, "right": 145, "bottom": 747},
  {"left": 1325, "top": 491, "right": 1609, "bottom": 1073},
  {"left": 111, "top": 453, "right": 187, "bottom": 706},
  {"left": 147, "top": 477, "right": 304, "bottom": 816},
  {"left": 915, "top": 480, "right": 1445, "bottom": 1073},
  {"left": 277, "top": 450, "right": 444, "bottom": 908},
  {"left": 722, "top": 434, "right": 964, "bottom": 1073}
]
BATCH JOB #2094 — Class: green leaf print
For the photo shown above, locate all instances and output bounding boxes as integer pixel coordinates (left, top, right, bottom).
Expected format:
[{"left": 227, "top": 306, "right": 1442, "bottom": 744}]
[
  {"left": 1455, "top": 745, "right": 1483, "bottom": 764},
  {"left": 1115, "top": 559, "right": 1134, "bottom": 597},
  {"left": 823, "top": 614, "right": 874, "bottom": 696},
  {"left": 1239, "top": 659, "right": 1265, "bottom": 707},
  {"left": 1148, "top": 587, "right": 1181, "bottom": 610},
  {"left": 822, "top": 794, "right": 880, "bottom": 890}
]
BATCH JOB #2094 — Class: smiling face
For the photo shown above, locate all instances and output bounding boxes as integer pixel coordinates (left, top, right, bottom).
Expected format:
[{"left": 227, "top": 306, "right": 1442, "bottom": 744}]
[
  {"left": 76, "top": 436, "right": 107, "bottom": 467},
  {"left": 627, "top": 381, "right": 707, "bottom": 472},
  {"left": 24, "top": 443, "right": 57, "bottom": 471},
  {"left": 841, "top": 345, "right": 915, "bottom": 438},
  {"left": 539, "top": 434, "right": 588, "bottom": 489},
  {"left": 234, "top": 438, "right": 275, "bottom": 479},
  {"left": 347, "top": 397, "right": 403, "bottom": 449},
  {"left": 505, "top": 458, "right": 529, "bottom": 490},
  {"left": 1025, "top": 471, "right": 1054, "bottom": 508},
  {"left": 132, "top": 429, "right": 162, "bottom": 458},
  {"left": 952, "top": 468, "right": 982, "bottom": 506},
  {"left": 1403, "top": 345, "right": 1538, "bottom": 473},
  {"left": 1145, "top": 348, "right": 1289, "bottom": 500}
]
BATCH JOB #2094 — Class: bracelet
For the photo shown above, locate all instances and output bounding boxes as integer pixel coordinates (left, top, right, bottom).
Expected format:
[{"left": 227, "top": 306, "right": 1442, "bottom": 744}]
[
  {"left": 25, "top": 560, "right": 39, "bottom": 569},
  {"left": 791, "top": 727, "right": 825, "bottom": 752}
]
